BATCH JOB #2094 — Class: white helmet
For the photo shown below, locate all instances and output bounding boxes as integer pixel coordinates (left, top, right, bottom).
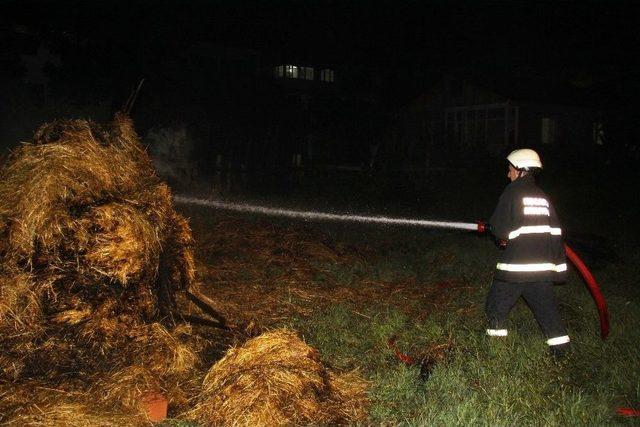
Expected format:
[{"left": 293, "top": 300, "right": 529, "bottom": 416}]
[{"left": 507, "top": 148, "right": 542, "bottom": 170}]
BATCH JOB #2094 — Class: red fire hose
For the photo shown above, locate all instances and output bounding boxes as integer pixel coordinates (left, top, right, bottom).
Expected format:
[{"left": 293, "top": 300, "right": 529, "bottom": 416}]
[
  {"left": 616, "top": 407, "right": 640, "bottom": 417},
  {"left": 564, "top": 243, "right": 610, "bottom": 340},
  {"left": 388, "top": 337, "right": 415, "bottom": 365}
]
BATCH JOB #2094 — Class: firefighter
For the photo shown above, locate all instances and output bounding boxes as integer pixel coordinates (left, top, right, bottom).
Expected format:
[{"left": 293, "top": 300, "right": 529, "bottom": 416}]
[{"left": 486, "top": 148, "right": 570, "bottom": 357}]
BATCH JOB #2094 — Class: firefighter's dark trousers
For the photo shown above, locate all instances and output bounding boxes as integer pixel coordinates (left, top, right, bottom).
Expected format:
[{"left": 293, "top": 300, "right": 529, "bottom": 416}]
[{"left": 485, "top": 279, "right": 569, "bottom": 349}]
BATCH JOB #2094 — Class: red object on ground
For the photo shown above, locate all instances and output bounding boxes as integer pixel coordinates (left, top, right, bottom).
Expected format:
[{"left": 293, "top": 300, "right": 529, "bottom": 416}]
[
  {"left": 564, "top": 243, "right": 610, "bottom": 340},
  {"left": 142, "top": 393, "right": 168, "bottom": 422},
  {"left": 388, "top": 337, "right": 415, "bottom": 365},
  {"left": 616, "top": 407, "right": 640, "bottom": 417}
]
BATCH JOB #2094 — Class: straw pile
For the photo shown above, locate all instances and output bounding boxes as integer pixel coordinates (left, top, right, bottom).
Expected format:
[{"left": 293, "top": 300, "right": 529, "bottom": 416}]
[
  {"left": 189, "top": 328, "right": 369, "bottom": 426},
  {"left": 0, "top": 114, "right": 202, "bottom": 424}
]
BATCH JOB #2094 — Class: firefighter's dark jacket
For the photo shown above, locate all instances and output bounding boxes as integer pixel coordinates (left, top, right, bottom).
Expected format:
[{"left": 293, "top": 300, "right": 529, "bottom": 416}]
[{"left": 489, "top": 174, "right": 567, "bottom": 283}]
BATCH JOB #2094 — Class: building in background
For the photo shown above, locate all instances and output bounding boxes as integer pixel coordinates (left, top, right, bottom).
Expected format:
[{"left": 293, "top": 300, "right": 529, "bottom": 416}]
[{"left": 393, "top": 74, "right": 611, "bottom": 170}]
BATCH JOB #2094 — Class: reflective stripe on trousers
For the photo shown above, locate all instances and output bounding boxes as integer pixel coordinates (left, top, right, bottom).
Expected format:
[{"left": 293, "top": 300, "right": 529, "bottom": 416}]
[
  {"left": 546, "top": 335, "right": 570, "bottom": 346},
  {"left": 496, "top": 262, "right": 567, "bottom": 272},
  {"left": 486, "top": 329, "right": 508, "bottom": 336}
]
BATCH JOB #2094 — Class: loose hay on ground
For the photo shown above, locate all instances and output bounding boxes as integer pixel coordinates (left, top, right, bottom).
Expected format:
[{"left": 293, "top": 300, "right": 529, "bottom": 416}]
[
  {"left": 188, "top": 210, "right": 478, "bottom": 329},
  {"left": 0, "top": 379, "right": 149, "bottom": 427},
  {"left": 188, "top": 328, "right": 369, "bottom": 426}
]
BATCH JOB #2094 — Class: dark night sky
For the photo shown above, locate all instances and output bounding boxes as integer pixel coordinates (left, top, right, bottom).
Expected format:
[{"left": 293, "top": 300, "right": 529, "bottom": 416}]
[
  {"left": 3, "top": 0, "right": 638, "bottom": 68},
  {"left": 1, "top": 0, "right": 640, "bottom": 169},
  {"left": 2, "top": 0, "right": 640, "bottom": 120}
]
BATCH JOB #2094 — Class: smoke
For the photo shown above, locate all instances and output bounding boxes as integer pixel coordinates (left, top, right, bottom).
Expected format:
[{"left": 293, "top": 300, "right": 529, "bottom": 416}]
[{"left": 146, "top": 127, "right": 196, "bottom": 188}]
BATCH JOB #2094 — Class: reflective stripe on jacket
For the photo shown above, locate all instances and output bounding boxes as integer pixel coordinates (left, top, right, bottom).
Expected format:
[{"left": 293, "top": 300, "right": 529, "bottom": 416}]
[{"left": 489, "top": 175, "right": 567, "bottom": 283}]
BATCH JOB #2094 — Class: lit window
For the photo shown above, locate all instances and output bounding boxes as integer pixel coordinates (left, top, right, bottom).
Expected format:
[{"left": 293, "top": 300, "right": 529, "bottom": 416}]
[
  {"left": 593, "top": 122, "right": 605, "bottom": 145},
  {"left": 300, "top": 66, "right": 314, "bottom": 80},
  {"left": 320, "top": 69, "right": 334, "bottom": 82},
  {"left": 285, "top": 65, "right": 298, "bottom": 79},
  {"left": 274, "top": 65, "right": 316, "bottom": 81}
]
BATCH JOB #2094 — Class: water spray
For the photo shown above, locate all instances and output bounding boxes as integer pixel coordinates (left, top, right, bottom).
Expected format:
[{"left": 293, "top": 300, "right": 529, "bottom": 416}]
[
  {"left": 174, "top": 195, "right": 485, "bottom": 232},
  {"left": 175, "top": 195, "right": 608, "bottom": 340}
]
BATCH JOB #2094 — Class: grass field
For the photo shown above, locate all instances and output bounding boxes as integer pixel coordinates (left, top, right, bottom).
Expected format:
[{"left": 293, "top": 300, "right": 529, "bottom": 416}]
[{"left": 178, "top": 167, "right": 640, "bottom": 425}]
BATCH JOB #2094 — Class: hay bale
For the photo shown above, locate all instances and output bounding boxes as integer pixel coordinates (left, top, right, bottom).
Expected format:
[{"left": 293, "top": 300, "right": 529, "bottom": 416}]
[
  {"left": 0, "top": 113, "right": 195, "bottom": 346},
  {"left": 188, "top": 329, "right": 369, "bottom": 426},
  {"left": 0, "top": 114, "right": 203, "bottom": 424}
]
